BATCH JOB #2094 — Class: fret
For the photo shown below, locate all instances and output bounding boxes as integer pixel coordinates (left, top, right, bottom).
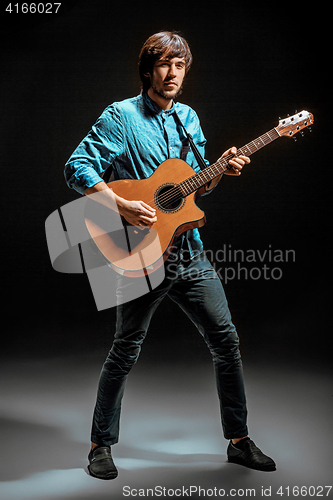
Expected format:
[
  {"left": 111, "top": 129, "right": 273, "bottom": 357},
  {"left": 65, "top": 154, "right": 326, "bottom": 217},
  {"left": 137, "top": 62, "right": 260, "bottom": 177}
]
[
  {"left": 262, "top": 133, "right": 272, "bottom": 145},
  {"left": 268, "top": 130, "right": 279, "bottom": 141},
  {"left": 252, "top": 137, "right": 264, "bottom": 150},
  {"left": 180, "top": 183, "right": 189, "bottom": 196},
  {"left": 260, "top": 133, "right": 271, "bottom": 145},
  {"left": 214, "top": 159, "right": 228, "bottom": 173},
  {"left": 200, "top": 171, "right": 210, "bottom": 183},
  {"left": 256, "top": 136, "right": 264, "bottom": 147}
]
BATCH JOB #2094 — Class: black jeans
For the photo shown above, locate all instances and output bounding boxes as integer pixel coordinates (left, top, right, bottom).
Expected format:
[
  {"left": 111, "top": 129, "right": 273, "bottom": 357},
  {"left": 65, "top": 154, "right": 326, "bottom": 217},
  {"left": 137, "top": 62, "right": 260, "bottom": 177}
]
[{"left": 91, "top": 252, "right": 248, "bottom": 446}]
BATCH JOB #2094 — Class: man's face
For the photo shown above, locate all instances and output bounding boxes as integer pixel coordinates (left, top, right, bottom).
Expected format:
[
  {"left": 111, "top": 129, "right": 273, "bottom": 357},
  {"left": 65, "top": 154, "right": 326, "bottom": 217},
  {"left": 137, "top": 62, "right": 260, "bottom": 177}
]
[{"left": 148, "top": 56, "right": 186, "bottom": 101}]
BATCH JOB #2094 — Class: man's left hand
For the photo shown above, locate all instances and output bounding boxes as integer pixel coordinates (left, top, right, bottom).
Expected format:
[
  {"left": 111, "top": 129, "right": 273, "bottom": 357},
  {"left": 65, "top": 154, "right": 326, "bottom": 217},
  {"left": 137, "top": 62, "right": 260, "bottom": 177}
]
[{"left": 221, "top": 146, "right": 251, "bottom": 176}]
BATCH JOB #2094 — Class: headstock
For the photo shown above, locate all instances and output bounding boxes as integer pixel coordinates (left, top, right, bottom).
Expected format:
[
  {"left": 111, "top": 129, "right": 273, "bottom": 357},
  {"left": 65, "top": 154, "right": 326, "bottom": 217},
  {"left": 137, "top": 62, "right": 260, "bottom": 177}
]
[{"left": 276, "top": 110, "right": 314, "bottom": 138}]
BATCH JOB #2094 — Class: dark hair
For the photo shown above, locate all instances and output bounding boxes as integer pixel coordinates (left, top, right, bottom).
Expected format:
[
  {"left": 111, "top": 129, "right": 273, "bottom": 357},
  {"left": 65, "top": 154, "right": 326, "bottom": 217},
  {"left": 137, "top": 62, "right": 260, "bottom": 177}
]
[{"left": 139, "top": 31, "right": 193, "bottom": 93}]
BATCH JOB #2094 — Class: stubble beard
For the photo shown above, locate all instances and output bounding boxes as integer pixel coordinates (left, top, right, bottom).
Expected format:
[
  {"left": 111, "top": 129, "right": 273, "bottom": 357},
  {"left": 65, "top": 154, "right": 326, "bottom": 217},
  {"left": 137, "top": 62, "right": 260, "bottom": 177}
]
[{"left": 151, "top": 82, "right": 183, "bottom": 102}]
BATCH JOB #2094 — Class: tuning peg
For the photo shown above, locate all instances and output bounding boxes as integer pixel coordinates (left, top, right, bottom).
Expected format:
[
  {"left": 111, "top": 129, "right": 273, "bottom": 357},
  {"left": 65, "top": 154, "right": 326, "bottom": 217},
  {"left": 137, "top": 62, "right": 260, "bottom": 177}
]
[
  {"left": 293, "top": 136, "right": 297, "bottom": 142},
  {"left": 295, "top": 110, "right": 298, "bottom": 114},
  {"left": 308, "top": 127, "right": 312, "bottom": 133},
  {"left": 300, "top": 131, "right": 304, "bottom": 137}
]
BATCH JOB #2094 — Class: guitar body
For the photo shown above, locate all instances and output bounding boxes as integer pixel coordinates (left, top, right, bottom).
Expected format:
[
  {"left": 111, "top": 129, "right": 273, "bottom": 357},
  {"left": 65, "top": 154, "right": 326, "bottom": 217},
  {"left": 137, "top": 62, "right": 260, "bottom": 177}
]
[{"left": 85, "top": 158, "right": 206, "bottom": 276}]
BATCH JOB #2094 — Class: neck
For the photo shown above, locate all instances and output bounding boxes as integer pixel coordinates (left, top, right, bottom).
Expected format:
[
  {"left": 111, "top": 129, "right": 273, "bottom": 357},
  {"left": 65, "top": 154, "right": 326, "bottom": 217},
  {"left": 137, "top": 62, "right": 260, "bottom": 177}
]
[{"left": 147, "top": 87, "right": 173, "bottom": 110}]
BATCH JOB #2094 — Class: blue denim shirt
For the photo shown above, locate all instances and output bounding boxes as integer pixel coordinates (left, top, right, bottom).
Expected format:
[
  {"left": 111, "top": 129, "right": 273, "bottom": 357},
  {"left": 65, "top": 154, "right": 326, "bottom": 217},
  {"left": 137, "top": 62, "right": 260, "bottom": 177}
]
[{"left": 64, "top": 93, "right": 210, "bottom": 257}]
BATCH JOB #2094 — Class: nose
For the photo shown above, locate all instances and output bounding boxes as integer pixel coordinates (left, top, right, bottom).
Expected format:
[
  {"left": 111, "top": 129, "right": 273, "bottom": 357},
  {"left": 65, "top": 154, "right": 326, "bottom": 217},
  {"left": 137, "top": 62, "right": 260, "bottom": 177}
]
[{"left": 168, "top": 64, "right": 177, "bottom": 77}]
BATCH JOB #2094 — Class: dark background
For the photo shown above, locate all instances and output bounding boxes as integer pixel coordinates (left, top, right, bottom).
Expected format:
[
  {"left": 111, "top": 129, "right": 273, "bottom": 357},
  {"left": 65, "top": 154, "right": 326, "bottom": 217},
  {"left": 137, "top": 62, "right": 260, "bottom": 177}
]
[{"left": 1, "top": 0, "right": 329, "bottom": 370}]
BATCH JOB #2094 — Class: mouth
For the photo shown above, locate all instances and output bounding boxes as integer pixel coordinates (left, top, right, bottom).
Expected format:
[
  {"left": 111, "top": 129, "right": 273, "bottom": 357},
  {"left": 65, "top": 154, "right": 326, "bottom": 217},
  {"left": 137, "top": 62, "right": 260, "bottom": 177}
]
[{"left": 164, "top": 81, "right": 177, "bottom": 88}]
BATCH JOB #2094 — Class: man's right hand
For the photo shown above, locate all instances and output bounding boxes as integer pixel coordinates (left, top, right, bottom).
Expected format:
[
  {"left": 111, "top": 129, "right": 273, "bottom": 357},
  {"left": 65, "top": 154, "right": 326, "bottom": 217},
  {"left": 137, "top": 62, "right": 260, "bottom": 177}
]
[
  {"left": 85, "top": 181, "right": 157, "bottom": 229},
  {"left": 117, "top": 198, "right": 157, "bottom": 228}
]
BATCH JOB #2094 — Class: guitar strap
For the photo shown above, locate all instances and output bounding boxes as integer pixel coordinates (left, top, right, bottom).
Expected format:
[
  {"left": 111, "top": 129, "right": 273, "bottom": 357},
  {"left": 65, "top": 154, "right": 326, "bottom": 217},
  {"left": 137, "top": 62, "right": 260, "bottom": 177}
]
[{"left": 174, "top": 111, "right": 207, "bottom": 171}]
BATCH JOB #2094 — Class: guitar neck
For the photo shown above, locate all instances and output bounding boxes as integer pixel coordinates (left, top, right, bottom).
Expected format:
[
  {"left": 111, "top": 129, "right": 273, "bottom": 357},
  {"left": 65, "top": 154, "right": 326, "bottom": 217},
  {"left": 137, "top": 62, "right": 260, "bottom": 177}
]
[{"left": 179, "top": 127, "right": 280, "bottom": 196}]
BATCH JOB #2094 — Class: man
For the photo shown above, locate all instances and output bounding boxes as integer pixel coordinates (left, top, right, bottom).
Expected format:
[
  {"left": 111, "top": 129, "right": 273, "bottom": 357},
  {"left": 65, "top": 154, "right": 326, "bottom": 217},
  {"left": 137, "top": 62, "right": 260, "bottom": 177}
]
[{"left": 64, "top": 31, "right": 276, "bottom": 480}]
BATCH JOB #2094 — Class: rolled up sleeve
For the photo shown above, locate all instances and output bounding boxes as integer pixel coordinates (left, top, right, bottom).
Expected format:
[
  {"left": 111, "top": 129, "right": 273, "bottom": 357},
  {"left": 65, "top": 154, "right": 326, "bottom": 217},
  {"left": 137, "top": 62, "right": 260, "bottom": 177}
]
[{"left": 64, "top": 105, "right": 124, "bottom": 195}]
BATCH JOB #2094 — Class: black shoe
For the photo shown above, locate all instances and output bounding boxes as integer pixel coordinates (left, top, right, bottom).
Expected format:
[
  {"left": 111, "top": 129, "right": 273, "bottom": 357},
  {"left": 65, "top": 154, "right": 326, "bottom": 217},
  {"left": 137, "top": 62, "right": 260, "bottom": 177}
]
[
  {"left": 227, "top": 438, "right": 276, "bottom": 472},
  {"left": 88, "top": 445, "right": 118, "bottom": 480}
]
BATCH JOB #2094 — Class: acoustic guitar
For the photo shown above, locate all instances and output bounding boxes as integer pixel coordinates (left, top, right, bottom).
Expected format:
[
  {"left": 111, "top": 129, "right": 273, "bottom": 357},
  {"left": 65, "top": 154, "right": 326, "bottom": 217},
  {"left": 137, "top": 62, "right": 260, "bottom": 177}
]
[{"left": 85, "top": 110, "right": 313, "bottom": 277}]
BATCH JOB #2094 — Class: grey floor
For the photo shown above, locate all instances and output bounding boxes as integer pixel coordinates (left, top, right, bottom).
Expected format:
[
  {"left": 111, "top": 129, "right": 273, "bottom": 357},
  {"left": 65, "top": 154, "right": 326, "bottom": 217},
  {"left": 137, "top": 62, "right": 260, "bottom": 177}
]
[{"left": 0, "top": 354, "right": 332, "bottom": 500}]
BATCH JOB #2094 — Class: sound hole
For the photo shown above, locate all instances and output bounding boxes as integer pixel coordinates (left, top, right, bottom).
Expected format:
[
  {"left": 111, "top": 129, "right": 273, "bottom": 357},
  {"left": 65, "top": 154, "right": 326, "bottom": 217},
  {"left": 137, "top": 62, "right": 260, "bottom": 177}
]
[{"left": 154, "top": 183, "right": 184, "bottom": 213}]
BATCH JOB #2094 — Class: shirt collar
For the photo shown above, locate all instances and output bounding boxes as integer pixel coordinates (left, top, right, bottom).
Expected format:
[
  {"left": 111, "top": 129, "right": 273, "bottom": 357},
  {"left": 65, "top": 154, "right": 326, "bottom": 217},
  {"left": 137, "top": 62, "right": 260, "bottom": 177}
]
[{"left": 142, "top": 92, "right": 176, "bottom": 116}]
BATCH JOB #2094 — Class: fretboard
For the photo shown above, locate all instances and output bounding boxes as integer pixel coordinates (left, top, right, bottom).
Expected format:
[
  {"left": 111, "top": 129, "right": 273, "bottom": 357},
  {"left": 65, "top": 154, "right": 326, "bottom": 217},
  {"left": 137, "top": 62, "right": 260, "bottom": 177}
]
[{"left": 180, "top": 127, "right": 280, "bottom": 196}]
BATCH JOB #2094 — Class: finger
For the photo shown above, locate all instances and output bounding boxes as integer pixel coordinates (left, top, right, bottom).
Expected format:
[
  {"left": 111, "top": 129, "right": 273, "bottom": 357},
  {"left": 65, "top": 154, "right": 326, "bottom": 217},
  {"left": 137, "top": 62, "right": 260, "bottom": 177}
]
[
  {"left": 221, "top": 146, "right": 237, "bottom": 158},
  {"left": 238, "top": 155, "right": 251, "bottom": 164},
  {"left": 140, "top": 201, "right": 156, "bottom": 214},
  {"left": 227, "top": 161, "right": 242, "bottom": 175},
  {"left": 228, "top": 159, "right": 244, "bottom": 170},
  {"left": 229, "top": 154, "right": 251, "bottom": 168},
  {"left": 141, "top": 214, "right": 157, "bottom": 225}
]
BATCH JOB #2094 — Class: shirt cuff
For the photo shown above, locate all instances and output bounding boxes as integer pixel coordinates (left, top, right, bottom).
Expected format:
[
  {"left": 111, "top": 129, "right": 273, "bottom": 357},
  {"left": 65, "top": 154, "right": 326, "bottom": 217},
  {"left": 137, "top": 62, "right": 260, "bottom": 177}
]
[{"left": 66, "top": 167, "right": 105, "bottom": 195}]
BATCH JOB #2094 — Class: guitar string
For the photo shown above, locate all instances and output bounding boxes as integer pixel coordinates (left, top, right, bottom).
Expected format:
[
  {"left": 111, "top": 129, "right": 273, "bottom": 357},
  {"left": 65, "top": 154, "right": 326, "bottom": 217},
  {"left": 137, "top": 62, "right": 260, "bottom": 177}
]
[
  {"left": 144, "top": 119, "right": 308, "bottom": 210},
  {"left": 145, "top": 157, "right": 229, "bottom": 210},
  {"left": 146, "top": 155, "right": 243, "bottom": 209},
  {"left": 116, "top": 117, "right": 308, "bottom": 224},
  {"left": 151, "top": 129, "right": 279, "bottom": 209},
  {"left": 146, "top": 151, "right": 244, "bottom": 208},
  {"left": 144, "top": 130, "right": 278, "bottom": 210},
  {"left": 144, "top": 155, "right": 233, "bottom": 208}
]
